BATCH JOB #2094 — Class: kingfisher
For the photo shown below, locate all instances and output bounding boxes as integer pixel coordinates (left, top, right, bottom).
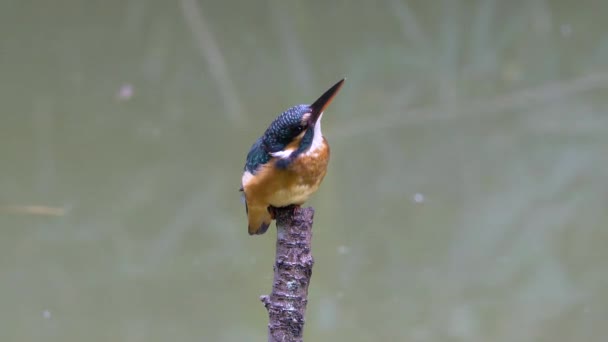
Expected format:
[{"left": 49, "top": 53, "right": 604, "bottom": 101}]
[{"left": 240, "top": 79, "right": 345, "bottom": 235}]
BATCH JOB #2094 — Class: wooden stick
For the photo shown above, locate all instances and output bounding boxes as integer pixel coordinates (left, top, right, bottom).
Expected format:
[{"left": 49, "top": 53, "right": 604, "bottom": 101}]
[{"left": 261, "top": 206, "right": 315, "bottom": 342}]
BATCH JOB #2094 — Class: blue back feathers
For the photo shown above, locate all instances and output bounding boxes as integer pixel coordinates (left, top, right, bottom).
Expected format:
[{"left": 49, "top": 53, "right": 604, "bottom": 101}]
[{"left": 244, "top": 137, "right": 270, "bottom": 174}]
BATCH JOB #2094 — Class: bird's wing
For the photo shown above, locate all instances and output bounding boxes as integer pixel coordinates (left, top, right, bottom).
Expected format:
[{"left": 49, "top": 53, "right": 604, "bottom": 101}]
[
  {"left": 244, "top": 137, "right": 271, "bottom": 174},
  {"left": 241, "top": 137, "right": 271, "bottom": 215}
]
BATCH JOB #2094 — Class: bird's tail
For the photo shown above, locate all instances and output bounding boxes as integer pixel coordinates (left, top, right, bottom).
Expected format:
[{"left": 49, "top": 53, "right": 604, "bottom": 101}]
[{"left": 247, "top": 204, "right": 272, "bottom": 235}]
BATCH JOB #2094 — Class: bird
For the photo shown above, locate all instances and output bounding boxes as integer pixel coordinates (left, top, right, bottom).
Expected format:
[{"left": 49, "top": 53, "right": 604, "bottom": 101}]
[{"left": 240, "top": 79, "right": 345, "bottom": 235}]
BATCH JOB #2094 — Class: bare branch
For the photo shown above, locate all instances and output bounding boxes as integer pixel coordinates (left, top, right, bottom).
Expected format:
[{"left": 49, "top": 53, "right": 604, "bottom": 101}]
[{"left": 261, "top": 206, "right": 315, "bottom": 342}]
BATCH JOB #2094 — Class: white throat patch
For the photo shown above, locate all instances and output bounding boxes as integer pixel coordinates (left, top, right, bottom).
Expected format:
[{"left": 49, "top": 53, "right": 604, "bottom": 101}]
[{"left": 306, "top": 113, "right": 324, "bottom": 155}]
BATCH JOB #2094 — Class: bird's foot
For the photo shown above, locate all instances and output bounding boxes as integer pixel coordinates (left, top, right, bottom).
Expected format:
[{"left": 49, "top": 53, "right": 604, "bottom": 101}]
[{"left": 268, "top": 204, "right": 301, "bottom": 220}]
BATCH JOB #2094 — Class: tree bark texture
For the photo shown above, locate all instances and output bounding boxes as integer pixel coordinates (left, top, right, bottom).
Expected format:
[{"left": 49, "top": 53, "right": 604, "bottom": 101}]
[{"left": 260, "top": 206, "right": 315, "bottom": 342}]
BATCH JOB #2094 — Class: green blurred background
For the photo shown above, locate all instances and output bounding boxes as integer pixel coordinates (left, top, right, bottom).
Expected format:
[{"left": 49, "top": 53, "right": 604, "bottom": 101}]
[{"left": 1, "top": 0, "right": 607, "bottom": 341}]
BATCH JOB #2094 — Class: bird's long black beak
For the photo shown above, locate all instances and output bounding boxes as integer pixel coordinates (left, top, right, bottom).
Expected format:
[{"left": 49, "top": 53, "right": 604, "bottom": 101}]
[{"left": 309, "top": 78, "right": 345, "bottom": 124}]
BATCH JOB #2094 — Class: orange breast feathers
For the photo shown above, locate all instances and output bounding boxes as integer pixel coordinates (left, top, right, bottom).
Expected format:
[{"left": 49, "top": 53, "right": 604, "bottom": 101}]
[{"left": 242, "top": 140, "right": 330, "bottom": 235}]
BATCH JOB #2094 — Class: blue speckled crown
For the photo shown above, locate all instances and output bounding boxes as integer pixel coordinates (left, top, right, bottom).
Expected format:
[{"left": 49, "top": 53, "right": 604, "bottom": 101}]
[{"left": 263, "top": 104, "right": 310, "bottom": 152}]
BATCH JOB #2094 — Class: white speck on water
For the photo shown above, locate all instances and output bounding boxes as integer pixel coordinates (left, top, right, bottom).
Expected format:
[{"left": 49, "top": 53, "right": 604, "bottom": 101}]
[
  {"left": 413, "top": 193, "right": 425, "bottom": 203},
  {"left": 42, "top": 310, "right": 51, "bottom": 319},
  {"left": 337, "top": 245, "right": 349, "bottom": 255},
  {"left": 117, "top": 84, "right": 134, "bottom": 101}
]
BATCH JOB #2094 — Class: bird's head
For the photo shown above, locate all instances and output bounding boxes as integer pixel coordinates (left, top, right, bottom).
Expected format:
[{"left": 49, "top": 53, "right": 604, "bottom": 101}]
[{"left": 263, "top": 79, "right": 344, "bottom": 162}]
